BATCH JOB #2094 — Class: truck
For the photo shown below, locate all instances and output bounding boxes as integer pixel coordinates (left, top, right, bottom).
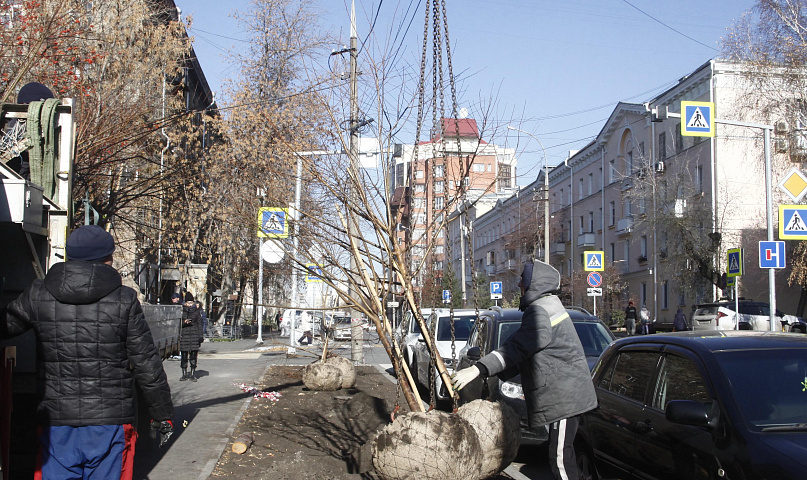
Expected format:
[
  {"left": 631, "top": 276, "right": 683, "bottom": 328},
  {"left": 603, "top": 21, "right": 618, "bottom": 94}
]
[{"left": 0, "top": 96, "right": 180, "bottom": 477}]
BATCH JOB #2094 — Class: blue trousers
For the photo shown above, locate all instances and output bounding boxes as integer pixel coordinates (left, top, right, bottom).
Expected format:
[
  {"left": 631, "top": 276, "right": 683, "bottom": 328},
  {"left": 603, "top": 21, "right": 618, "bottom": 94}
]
[{"left": 36, "top": 424, "right": 137, "bottom": 480}]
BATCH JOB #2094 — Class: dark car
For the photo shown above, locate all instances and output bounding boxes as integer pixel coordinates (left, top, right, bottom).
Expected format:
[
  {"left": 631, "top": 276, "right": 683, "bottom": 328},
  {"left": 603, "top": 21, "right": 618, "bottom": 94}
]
[
  {"left": 457, "top": 306, "right": 616, "bottom": 444},
  {"left": 575, "top": 331, "right": 807, "bottom": 480}
]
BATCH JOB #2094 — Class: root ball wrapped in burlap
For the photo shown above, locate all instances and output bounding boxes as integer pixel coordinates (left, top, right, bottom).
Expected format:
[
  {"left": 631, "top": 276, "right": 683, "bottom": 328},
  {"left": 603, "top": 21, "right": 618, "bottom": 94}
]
[
  {"left": 457, "top": 400, "right": 521, "bottom": 478},
  {"left": 302, "top": 362, "right": 342, "bottom": 391},
  {"left": 325, "top": 355, "right": 356, "bottom": 388},
  {"left": 372, "top": 410, "right": 482, "bottom": 480}
]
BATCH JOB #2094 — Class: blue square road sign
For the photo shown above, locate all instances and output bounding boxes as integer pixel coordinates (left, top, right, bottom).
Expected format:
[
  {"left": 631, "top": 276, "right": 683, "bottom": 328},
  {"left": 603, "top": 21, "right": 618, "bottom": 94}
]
[{"left": 759, "top": 241, "right": 786, "bottom": 269}]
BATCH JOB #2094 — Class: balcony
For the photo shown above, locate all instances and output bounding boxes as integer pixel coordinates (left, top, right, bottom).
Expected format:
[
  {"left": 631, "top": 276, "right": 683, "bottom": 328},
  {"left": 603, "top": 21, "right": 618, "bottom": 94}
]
[
  {"left": 550, "top": 242, "right": 566, "bottom": 256},
  {"left": 497, "top": 259, "right": 518, "bottom": 273},
  {"left": 616, "top": 217, "right": 633, "bottom": 236},
  {"left": 613, "top": 259, "right": 629, "bottom": 274},
  {"left": 485, "top": 265, "right": 496, "bottom": 276},
  {"left": 577, "top": 233, "right": 596, "bottom": 248}
]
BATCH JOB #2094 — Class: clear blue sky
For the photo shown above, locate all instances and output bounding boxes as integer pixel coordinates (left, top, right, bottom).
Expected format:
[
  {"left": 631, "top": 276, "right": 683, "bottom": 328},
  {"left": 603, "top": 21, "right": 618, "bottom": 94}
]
[{"left": 176, "top": 0, "right": 756, "bottom": 185}]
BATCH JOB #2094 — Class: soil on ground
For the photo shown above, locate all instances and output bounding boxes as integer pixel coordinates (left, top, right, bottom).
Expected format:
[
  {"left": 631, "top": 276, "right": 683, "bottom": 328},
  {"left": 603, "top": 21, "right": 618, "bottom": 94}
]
[
  {"left": 210, "top": 362, "right": 526, "bottom": 480},
  {"left": 211, "top": 364, "right": 400, "bottom": 479}
]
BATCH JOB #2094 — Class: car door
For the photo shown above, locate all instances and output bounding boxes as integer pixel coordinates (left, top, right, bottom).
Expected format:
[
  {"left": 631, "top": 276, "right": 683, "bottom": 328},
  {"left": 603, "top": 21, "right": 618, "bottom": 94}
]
[
  {"left": 632, "top": 347, "right": 718, "bottom": 480},
  {"left": 457, "top": 314, "right": 492, "bottom": 402},
  {"left": 414, "top": 313, "right": 435, "bottom": 386},
  {"left": 587, "top": 347, "right": 662, "bottom": 478}
]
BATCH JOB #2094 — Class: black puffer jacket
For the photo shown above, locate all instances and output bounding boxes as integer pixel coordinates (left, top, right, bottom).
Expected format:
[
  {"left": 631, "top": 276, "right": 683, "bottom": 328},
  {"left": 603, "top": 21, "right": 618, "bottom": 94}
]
[
  {"left": 5, "top": 261, "right": 173, "bottom": 426},
  {"left": 179, "top": 303, "right": 203, "bottom": 351}
]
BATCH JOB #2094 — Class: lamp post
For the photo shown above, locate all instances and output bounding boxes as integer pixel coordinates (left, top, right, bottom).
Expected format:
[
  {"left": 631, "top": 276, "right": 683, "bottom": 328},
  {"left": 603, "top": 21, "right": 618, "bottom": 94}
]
[{"left": 508, "top": 126, "right": 549, "bottom": 264}]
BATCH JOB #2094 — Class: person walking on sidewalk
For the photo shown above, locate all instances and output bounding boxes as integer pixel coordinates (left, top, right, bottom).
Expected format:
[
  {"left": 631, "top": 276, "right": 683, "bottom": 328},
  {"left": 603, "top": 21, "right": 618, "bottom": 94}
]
[
  {"left": 180, "top": 292, "right": 203, "bottom": 382},
  {"left": 624, "top": 301, "right": 637, "bottom": 336},
  {"left": 3, "top": 225, "right": 173, "bottom": 479}
]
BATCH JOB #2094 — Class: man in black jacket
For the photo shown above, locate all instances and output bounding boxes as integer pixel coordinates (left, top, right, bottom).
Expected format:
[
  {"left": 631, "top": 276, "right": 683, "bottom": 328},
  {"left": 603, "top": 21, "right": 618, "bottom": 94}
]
[
  {"left": 4, "top": 225, "right": 173, "bottom": 479},
  {"left": 453, "top": 260, "right": 597, "bottom": 480}
]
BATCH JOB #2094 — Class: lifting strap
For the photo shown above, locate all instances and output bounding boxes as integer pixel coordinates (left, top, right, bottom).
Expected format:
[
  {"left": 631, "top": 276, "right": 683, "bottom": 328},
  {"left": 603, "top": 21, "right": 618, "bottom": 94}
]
[{"left": 27, "top": 98, "right": 61, "bottom": 199}]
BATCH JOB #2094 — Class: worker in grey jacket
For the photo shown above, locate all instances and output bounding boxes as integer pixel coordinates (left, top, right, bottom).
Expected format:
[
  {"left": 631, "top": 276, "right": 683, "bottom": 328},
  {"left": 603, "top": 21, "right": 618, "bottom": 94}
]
[{"left": 453, "top": 260, "right": 597, "bottom": 480}]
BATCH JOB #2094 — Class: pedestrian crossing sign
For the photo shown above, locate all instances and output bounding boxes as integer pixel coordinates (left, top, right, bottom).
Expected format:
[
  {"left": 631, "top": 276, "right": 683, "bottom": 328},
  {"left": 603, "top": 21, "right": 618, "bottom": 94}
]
[
  {"left": 584, "top": 251, "right": 604, "bottom": 271},
  {"left": 727, "top": 248, "right": 743, "bottom": 277},
  {"left": 305, "top": 264, "right": 323, "bottom": 282},
  {"left": 257, "top": 207, "right": 288, "bottom": 238},
  {"left": 681, "top": 101, "right": 715, "bottom": 137},
  {"left": 779, "top": 204, "right": 807, "bottom": 240}
]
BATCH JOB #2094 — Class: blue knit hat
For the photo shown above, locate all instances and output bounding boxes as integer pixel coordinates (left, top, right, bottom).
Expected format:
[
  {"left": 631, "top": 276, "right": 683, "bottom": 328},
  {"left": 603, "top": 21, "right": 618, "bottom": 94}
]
[{"left": 66, "top": 225, "right": 115, "bottom": 261}]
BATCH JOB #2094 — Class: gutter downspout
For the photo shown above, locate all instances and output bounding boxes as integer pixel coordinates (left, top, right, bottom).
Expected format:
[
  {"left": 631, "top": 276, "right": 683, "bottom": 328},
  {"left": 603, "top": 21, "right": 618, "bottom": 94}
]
[
  {"left": 710, "top": 60, "right": 719, "bottom": 302},
  {"left": 158, "top": 79, "right": 170, "bottom": 303}
]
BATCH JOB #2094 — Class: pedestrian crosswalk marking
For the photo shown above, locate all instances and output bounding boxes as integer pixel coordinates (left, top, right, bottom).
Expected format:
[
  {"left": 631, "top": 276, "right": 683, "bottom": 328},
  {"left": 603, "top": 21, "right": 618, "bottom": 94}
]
[{"left": 786, "top": 210, "right": 807, "bottom": 231}]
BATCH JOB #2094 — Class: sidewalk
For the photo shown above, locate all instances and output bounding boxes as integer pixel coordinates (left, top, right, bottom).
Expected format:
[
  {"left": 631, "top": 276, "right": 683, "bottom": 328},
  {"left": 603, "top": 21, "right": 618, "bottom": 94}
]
[{"left": 133, "top": 335, "right": 285, "bottom": 480}]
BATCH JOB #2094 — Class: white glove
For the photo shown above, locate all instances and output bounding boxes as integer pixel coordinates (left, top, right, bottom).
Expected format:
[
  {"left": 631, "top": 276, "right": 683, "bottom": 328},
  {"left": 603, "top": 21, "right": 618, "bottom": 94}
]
[{"left": 451, "top": 365, "right": 480, "bottom": 391}]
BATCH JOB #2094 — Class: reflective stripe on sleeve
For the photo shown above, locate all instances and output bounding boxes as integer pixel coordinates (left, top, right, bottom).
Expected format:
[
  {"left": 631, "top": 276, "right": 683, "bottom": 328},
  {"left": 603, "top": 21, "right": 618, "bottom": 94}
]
[{"left": 550, "top": 312, "right": 570, "bottom": 327}]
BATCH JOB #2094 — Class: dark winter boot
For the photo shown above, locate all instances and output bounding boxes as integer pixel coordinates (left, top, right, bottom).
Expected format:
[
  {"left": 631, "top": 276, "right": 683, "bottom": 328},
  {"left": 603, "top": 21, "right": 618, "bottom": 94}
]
[
  {"left": 189, "top": 368, "right": 197, "bottom": 382},
  {"left": 180, "top": 368, "right": 188, "bottom": 381}
]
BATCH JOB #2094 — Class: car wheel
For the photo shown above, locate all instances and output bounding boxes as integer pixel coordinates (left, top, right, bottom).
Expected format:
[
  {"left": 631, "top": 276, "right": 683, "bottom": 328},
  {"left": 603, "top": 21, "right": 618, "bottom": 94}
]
[
  {"left": 575, "top": 442, "right": 599, "bottom": 480},
  {"left": 793, "top": 326, "right": 805, "bottom": 334}
]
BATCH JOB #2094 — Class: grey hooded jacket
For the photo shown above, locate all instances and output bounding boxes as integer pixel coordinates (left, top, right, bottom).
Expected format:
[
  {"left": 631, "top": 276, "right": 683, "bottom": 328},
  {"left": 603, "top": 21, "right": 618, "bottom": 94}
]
[{"left": 477, "top": 260, "right": 597, "bottom": 427}]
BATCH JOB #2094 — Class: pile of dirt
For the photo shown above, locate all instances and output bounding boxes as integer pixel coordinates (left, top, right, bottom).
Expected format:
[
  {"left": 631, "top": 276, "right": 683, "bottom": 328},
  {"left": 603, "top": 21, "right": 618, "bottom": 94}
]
[{"left": 211, "top": 364, "right": 400, "bottom": 479}]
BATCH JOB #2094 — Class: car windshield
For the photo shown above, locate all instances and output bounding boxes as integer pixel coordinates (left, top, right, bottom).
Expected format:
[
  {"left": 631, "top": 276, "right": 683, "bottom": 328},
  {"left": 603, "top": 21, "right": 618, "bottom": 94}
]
[
  {"left": 716, "top": 348, "right": 807, "bottom": 430},
  {"left": 573, "top": 322, "right": 614, "bottom": 358},
  {"left": 436, "top": 316, "right": 475, "bottom": 341},
  {"left": 334, "top": 316, "right": 350, "bottom": 325}
]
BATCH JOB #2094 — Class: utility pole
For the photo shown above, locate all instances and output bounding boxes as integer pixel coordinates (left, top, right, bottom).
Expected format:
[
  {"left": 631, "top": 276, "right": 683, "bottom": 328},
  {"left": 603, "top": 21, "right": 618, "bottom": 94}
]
[{"left": 348, "top": 0, "right": 363, "bottom": 364}]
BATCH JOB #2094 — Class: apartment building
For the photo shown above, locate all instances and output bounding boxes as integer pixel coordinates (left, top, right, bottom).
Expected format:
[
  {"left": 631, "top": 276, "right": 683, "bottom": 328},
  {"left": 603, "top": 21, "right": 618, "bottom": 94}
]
[
  {"left": 456, "top": 59, "right": 803, "bottom": 322},
  {"left": 390, "top": 117, "right": 517, "bottom": 292}
]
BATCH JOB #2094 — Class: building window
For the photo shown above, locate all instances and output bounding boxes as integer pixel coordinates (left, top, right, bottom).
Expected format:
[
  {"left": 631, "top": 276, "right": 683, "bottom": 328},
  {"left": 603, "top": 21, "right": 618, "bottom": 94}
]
[
  {"left": 627, "top": 150, "right": 633, "bottom": 174},
  {"left": 435, "top": 245, "right": 444, "bottom": 254},
  {"left": 641, "top": 282, "right": 647, "bottom": 307},
  {"left": 609, "top": 242, "right": 615, "bottom": 261},
  {"left": 609, "top": 201, "right": 615, "bottom": 226},
  {"left": 487, "top": 164, "right": 492, "bottom": 172},
  {"left": 624, "top": 240, "right": 630, "bottom": 264},
  {"left": 609, "top": 159, "right": 616, "bottom": 183},
  {"left": 588, "top": 211, "right": 594, "bottom": 232},
  {"left": 579, "top": 215, "right": 584, "bottom": 235},
  {"left": 552, "top": 192, "right": 557, "bottom": 212},
  {"left": 623, "top": 196, "right": 631, "bottom": 218},
  {"left": 578, "top": 178, "right": 584, "bottom": 200},
  {"left": 415, "top": 184, "right": 425, "bottom": 193},
  {"left": 416, "top": 170, "right": 424, "bottom": 179},
  {"left": 434, "top": 165, "right": 444, "bottom": 178},
  {"left": 434, "top": 261, "right": 443, "bottom": 270},
  {"left": 472, "top": 163, "right": 485, "bottom": 172},
  {"left": 434, "top": 196, "right": 444, "bottom": 210},
  {"left": 463, "top": 177, "right": 470, "bottom": 186},
  {"left": 639, "top": 142, "right": 645, "bottom": 158},
  {"left": 640, "top": 235, "right": 648, "bottom": 259},
  {"left": 676, "top": 124, "right": 684, "bottom": 153},
  {"left": 662, "top": 280, "right": 669, "bottom": 309},
  {"left": 435, "top": 181, "right": 444, "bottom": 193},
  {"left": 588, "top": 173, "right": 593, "bottom": 195},
  {"left": 658, "top": 132, "right": 667, "bottom": 161},
  {"left": 560, "top": 188, "right": 564, "bottom": 207}
]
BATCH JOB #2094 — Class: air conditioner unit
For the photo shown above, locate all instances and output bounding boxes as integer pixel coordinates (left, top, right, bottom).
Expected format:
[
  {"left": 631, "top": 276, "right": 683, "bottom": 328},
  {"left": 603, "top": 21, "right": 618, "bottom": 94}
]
[{"left": 655, "top": 161, "right": 665, "bottom": 173}]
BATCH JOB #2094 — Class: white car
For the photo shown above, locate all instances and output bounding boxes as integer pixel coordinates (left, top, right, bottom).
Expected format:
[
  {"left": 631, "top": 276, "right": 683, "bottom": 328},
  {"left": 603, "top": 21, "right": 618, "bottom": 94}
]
[
  {"left": 718, "top": 302, "right": 783, "bottom": 331},
  {"left": 279, "top": 309, "right": 301, "bottom": 337},
  {"left": 396, "top": 308, "right": 431, "bottom": 368},
  {"left": 412, "top": 309, "right": 478, "bottom": 400}
]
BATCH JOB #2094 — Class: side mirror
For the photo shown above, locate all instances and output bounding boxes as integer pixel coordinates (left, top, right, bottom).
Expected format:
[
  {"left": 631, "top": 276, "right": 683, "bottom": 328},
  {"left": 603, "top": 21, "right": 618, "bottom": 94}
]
[
  {"left": 467, "top": 346, "right": 481, "bottom": 361},
  {"left": 666, "top": 400, "right": 711, "bottom": 427}
]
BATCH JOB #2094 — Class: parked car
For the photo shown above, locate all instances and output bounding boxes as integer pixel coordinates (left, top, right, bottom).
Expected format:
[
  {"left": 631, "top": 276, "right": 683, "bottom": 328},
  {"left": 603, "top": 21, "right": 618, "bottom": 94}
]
[
  {"left": 332, "top": 314, "right": 353, "bottom": 341},
  {"left": 395, "top": 308, "right": 431, "bottom": 368},
  {"left": 786, "top": 315, "right": 807, "bottom": 333},
  {"left": 411, "top": 309, "right": 477, "bottom": 400},
  {"left": 279, "top": 309, "right": 302, "bottom": 337},
  {"left": 693, "top": 300, "right": 783, "bottom": 331},
  {"left": 457, "top": 306, "right": 616, "bottom": 444},
  {"left": 575, "top": 331, "right": 807, "bottom": 480}
]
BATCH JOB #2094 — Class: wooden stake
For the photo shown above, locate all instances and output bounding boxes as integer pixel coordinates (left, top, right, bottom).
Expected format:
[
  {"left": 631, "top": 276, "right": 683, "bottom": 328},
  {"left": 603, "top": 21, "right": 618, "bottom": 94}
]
[{"left": 231, "top": 432, "right": 254, "bottom": 454}]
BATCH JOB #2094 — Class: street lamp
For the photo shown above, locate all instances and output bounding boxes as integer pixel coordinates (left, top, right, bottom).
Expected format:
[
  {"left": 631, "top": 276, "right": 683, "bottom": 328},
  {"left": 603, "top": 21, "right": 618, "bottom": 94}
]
[{"left": 507, "top": 126, "right": 549, "bottom": 264}]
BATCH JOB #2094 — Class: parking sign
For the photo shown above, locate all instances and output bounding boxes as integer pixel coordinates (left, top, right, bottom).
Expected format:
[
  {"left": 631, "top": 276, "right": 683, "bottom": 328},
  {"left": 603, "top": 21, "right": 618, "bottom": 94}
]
[{"left": 490, "top": 282, "right": 503, "bottom": 300}]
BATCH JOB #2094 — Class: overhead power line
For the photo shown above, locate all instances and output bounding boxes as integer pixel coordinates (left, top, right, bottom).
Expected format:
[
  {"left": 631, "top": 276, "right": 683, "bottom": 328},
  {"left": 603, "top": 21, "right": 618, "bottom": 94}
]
[{"left": 621, "top": 0, "right": 718, "bottom": 52}]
